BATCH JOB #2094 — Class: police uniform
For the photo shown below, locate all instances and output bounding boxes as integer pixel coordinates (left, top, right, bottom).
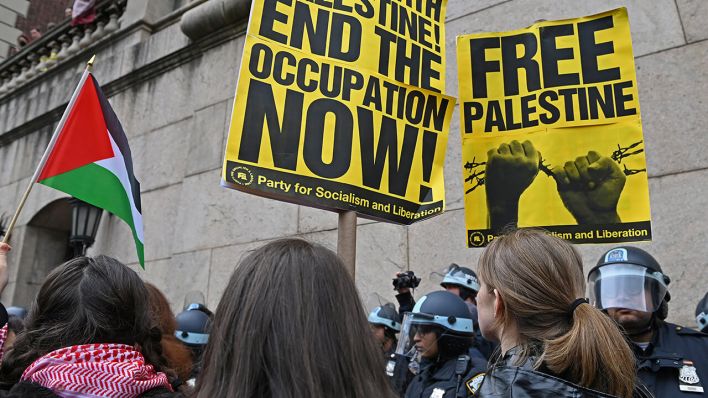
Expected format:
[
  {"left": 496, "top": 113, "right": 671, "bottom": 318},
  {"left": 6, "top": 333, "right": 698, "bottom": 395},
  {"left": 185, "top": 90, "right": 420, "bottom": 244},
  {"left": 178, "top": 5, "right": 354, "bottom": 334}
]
[
  {"left": 388, "top": 352, "right": 415, "bottom": 398},
  {"left": 405, "top": 355, "right": 487, "bottom": 398},
  {"left": 634, "top": 321, "right": 708, "bottom": 396}
]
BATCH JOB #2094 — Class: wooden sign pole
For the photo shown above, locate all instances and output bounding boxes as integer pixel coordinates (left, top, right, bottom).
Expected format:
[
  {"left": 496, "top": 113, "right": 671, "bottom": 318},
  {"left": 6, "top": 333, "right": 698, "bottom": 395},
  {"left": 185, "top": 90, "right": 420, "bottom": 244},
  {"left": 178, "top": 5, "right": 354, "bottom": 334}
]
[{"left": 337, "top": 210, "right": 357, "bottom": 279}]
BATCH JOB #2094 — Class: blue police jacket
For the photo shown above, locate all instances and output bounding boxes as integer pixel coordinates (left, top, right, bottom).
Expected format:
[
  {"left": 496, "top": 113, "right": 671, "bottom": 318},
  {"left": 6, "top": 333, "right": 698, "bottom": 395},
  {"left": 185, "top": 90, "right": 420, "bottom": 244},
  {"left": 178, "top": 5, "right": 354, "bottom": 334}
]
[{"left": 633, "top": 321, "right": 708, "bottom": 397}]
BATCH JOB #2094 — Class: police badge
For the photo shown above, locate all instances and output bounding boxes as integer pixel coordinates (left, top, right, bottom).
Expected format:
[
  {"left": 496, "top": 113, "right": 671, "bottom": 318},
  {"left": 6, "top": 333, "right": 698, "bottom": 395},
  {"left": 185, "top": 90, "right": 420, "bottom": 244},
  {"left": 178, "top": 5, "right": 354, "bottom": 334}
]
[
  {"left": 430, "top": 388, "right": 445, "bottom": 398},
  {"left": 678, "top": 360, "right": 704, "bottom": 393}
]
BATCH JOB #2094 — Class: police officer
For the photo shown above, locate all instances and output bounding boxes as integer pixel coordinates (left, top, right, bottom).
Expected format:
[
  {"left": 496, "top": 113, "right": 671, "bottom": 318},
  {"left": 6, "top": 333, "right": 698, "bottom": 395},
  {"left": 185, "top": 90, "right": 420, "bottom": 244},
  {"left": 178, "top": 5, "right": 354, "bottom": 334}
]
[
  {"left": 440, "top": 264, "right": 496, "bottom": 360},
  {"left": 589, "top": 246, "right": 708, "bottom": 396},
  {"left": 368, "top": 303, "right": 402, "bottom": 356},
  {"left": 696, "top": 293, "right": 708, "bottom": 333},
  {"left": 400, "top": 291, "right": 486, "bottom": 398},
  {"left": 369, "top": 303, "right": 411, "bottom": 397},
  {"left": 175, "top": 302, "right": 213, "bottom": 384},
  {"left": 5, "top": 306, "right": 27, "bottom": 320}
]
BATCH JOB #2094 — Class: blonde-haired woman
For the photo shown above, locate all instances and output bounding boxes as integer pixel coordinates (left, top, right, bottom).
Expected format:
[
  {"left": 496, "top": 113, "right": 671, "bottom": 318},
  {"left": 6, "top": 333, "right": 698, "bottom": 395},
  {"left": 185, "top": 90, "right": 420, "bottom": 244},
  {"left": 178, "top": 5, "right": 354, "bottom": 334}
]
[{"left": 473, "top": 229, "right": 649, "bottom": 397}]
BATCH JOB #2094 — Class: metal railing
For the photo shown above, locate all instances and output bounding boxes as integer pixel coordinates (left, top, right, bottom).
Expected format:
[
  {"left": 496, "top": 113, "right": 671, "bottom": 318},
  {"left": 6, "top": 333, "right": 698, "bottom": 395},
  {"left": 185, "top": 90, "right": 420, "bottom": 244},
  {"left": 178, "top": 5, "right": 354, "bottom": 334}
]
[{"left": 0, "top": 0, "right": 127, "bottom": 98}]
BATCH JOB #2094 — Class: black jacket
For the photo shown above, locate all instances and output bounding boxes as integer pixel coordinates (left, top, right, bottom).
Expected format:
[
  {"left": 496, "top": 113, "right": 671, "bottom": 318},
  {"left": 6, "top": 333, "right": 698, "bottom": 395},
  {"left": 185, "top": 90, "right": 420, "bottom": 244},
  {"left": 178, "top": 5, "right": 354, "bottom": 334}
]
[
  {"left": 475, "top": 348, "right": 652, "bottom": 398},
  {"left": 634, "top": 321, "right": 708, "bottom": 397},
  {"left": 405, "top": 355, "right": 487, "bottom": 398},
  {"left": 0, "top": 381, "right": 185, "bottom": 398}
]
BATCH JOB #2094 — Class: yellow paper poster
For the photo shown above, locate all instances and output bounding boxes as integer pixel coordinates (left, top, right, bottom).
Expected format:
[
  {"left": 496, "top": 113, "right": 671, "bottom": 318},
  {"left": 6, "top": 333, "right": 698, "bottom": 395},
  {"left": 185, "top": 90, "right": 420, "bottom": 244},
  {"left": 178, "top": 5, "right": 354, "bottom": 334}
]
[
  {"left": 457, "top": 8, "right": 651, "bottom": 246},
  {"left": 223, "top": 0, "right": 455, "bottom": 224}
]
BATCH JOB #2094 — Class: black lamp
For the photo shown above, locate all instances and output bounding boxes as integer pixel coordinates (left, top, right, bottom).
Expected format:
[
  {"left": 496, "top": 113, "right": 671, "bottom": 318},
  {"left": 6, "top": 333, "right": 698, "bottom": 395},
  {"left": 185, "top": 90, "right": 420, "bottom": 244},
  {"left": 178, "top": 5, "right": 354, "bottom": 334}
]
[{"left": 69, "top": 198, "right": 103, "bottom": 257}]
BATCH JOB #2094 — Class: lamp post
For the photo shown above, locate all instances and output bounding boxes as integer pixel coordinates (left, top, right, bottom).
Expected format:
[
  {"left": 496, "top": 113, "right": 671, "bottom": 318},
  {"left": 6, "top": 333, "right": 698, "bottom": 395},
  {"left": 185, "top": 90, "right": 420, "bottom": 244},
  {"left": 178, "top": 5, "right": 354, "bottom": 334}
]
[{"left": 68, "top": 198, "right": 103, "bottom": 257}]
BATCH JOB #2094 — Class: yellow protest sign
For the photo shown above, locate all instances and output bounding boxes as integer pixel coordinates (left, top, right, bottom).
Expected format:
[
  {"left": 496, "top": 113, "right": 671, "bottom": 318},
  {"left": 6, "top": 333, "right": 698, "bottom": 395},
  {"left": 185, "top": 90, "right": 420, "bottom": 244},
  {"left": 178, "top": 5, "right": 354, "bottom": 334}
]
[
  {"left": 223, "top": 0, "right": 455, "bottom": 224},
  {"left": 457, "top": 8, "right": 651, "bottom": 246}
]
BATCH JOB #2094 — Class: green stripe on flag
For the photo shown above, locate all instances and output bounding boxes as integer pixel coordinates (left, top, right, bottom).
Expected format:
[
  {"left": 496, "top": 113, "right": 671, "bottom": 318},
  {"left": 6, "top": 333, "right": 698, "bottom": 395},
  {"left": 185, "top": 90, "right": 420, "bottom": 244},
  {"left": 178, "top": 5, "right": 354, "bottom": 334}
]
[{"left": 40, "top": 163, "right": 144, "bottom": 266}]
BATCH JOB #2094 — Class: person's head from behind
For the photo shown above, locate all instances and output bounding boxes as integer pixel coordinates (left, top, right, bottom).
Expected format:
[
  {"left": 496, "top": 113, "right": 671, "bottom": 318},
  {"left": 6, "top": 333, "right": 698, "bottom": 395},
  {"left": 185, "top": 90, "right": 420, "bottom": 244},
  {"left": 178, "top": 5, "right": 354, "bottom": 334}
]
[
  {"left": 476, "top": 229, "right": 635, "bottom": 398},
  {"left": 367, "top": 302, "right": 400, "bottom": 353},
  {"left": 195, "top": 239, "right": 396, "bottom": 398},
  {"left": 398, "top": 291, "right": 474, "bottom": 361},
  {"left": 0, "top": 255, "right": 166, "bottom": 383},
  {"left": 16, "top": 34, "right": 28, "bottom": 47},
  {"left": 588, "top": 246, "right": 670, "bottom": 336}
]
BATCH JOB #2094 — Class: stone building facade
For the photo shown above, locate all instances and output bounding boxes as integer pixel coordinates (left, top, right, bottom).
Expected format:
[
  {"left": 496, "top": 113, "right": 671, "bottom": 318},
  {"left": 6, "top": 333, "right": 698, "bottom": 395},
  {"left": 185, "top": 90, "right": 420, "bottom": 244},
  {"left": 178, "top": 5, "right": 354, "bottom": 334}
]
[{"left": 0, "top": 0, "right": 705, "bottom": 327}]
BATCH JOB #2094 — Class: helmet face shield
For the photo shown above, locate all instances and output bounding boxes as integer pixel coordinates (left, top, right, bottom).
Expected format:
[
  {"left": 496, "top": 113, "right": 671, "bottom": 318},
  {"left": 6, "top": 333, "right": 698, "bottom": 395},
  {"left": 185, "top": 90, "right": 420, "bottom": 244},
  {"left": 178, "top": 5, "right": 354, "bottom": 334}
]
[
  {"left": 395, "top": 313, "right": 419, "bottom": 357},
  {"left": 395, "top": 313, "right": 442, "bottom": 359},
  {"left": 588, "top": 264, "right": 668, "bottom": 312}
]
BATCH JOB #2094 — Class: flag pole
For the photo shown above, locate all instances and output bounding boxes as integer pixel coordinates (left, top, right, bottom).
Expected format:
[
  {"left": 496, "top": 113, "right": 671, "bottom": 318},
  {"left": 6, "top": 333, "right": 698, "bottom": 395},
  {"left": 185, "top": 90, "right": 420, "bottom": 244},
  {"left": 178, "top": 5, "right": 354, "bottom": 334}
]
[
  {"left": 1, "top": 56, "right": 96, "bottom": 244},
  {"left": 337, "top": 210, "right": 357, "bottom": 278}
]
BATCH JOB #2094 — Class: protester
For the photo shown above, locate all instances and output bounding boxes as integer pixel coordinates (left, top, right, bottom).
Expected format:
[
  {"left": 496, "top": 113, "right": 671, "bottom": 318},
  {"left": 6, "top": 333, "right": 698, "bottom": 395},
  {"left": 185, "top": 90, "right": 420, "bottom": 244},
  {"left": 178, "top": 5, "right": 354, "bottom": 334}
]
[
  {"left": 697, "top": 292, "right": 708, "bottom": 333},
  {"left": 3, "top": 316, "right": 23, "bottom": 353},
  {"left": 0, "top": 244, "right": 11, "bottom": 359},
  {"left": 473, "top": 229, "right": 639, "bottom": 397},
  {"left": 194, "top": 238, "right": 397, "bottom": 398},
  {"left": 590, "top": 246, "right": 708, "bottom": 397},
  {"left": 0, "top": 255, "right": 184, "bottom": 397},
  {"left": 145, "top": 282, "right": 193, "bottom": 385},
  {"left": 398, "top": 290, "right": 486, "bottom": 398},
  {"left": 440, "top": 264, "right": 496, "bottom": 360},
  {"left": 0, "top": 244, "right": 10, "bottom": 295}
]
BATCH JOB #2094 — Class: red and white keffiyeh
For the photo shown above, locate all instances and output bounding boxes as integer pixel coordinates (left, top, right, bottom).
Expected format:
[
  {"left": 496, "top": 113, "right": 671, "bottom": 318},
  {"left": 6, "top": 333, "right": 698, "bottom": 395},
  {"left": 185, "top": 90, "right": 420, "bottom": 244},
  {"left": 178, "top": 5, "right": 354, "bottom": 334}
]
[
  {"left": 0, "top": 323, "right": 8, "bottom": 363},
  {"left": 21, "top": 343, "right": 172, "bottom": 398}
]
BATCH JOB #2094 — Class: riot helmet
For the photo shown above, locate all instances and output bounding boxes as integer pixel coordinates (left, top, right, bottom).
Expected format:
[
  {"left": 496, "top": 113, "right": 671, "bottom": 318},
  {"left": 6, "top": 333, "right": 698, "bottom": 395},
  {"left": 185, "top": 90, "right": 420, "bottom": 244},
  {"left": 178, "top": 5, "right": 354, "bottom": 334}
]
[
  {"left": 175, "top": 303, "right": 213, "bottom": 351},
  {"left": 6, "top": 306, "right": 27, "bottom": 320},
  {"left": 696, "top": 292, "right": 708, "bottom": 333},
  {"left": 397, "top": 291, "right": 473, "bottom": 359},
  {"left": 441, "top": 264, "right": 480, "bottom": 293},
  {"left": 588, "top": 246, "right": 670, "bottom": 318},
  {"left": 368, "top": 303, "right": 401, "bottom": 333}
]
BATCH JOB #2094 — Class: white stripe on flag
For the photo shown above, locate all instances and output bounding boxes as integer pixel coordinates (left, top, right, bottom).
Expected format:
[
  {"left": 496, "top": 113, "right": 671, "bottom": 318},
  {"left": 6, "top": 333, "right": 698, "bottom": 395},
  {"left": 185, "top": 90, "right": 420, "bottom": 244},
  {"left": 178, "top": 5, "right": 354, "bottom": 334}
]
[{"left": 94, "top": 132, "right": 144, "bottom": 243}]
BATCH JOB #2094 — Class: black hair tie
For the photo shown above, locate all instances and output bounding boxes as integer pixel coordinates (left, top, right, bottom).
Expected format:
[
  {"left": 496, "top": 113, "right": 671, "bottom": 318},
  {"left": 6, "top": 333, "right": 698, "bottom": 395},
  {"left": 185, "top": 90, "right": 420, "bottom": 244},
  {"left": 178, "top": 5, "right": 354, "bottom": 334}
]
[{"left": 568, "top": 298, "right": 589, "bottom": 316}]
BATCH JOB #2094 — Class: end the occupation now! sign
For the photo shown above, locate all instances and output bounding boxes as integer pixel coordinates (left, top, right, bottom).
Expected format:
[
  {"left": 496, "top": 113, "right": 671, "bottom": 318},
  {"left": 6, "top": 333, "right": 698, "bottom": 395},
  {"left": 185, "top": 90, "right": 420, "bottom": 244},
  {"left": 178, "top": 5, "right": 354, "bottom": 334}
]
[{"left": 222, "top": 0, "right": 455, "bottom": 224}]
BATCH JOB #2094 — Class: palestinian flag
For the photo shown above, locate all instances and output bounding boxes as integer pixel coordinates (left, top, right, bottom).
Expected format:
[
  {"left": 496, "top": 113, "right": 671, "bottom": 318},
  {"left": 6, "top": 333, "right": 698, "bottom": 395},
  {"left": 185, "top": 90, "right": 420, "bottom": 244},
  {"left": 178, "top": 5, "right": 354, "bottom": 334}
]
[{"left": 37, "top": 74, "right": 144, "bottom": 266}]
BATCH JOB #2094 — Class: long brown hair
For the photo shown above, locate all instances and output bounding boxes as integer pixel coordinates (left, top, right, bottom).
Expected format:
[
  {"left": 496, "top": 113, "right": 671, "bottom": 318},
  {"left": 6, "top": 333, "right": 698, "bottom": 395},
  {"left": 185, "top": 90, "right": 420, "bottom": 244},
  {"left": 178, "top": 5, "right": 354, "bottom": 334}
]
[
  {"left": 477, "top": 229, "right": 635, "bottom": 398},
  {"left": 145, "top": 282, "right": 193, "bottom": 382},
  {"left": 194, "top": 238, "right": 396, "bottom": 398},
  {"left": 0, "top": 256, "right": 172, "bottom": 384}
]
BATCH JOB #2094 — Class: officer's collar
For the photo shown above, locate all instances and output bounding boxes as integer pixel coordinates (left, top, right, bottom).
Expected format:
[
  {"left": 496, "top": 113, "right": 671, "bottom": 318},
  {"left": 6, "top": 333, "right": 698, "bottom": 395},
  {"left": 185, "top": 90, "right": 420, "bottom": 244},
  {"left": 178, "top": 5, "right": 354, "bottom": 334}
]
[
  {"left": 426, "top": 356, "right": 459, "bottom": 381},
  {"left": 632, "top": 320, "right": 665, "bottom": 356}
]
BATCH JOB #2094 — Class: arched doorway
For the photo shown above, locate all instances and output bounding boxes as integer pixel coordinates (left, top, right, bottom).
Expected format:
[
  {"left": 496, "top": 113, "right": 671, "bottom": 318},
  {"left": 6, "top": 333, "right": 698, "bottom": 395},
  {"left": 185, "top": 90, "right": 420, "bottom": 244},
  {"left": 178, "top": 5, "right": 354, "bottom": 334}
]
[{"left": 11, "top": 198, "right": 72, "bottom": 307}]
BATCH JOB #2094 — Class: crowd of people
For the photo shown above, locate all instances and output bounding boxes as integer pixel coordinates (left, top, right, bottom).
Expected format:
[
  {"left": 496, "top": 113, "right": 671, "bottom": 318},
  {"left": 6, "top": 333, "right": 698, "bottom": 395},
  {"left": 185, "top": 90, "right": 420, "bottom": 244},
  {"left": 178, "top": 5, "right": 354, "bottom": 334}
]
[{"left": 0, "top": 228, "right": 706, "bottom": 398}]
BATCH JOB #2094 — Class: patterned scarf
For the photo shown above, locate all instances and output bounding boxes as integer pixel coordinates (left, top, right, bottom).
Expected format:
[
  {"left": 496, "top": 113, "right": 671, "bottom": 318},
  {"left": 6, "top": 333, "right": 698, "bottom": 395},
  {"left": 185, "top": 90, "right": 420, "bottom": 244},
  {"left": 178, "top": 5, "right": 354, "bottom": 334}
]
[
  {"left": 0, "top": 324, "right": 7, "bottom": 363},
  {"left": 21, "top": 343, "right": 172, "bottom": 398}
]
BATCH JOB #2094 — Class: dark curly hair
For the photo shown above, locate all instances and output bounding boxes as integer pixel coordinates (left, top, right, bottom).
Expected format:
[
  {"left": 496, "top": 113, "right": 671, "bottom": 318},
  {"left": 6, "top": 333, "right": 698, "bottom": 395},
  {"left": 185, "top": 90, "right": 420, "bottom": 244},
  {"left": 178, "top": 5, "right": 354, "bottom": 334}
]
[{"left": 0, "top": 255, "right": 172, "bottom": 384}]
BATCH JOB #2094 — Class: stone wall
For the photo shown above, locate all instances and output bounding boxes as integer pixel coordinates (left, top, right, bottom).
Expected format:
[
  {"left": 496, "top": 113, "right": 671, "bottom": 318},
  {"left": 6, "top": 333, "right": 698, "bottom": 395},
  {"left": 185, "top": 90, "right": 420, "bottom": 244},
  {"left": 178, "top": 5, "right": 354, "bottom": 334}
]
[{"left": 0, "top": 0, "right": 705, "bottom": 328}]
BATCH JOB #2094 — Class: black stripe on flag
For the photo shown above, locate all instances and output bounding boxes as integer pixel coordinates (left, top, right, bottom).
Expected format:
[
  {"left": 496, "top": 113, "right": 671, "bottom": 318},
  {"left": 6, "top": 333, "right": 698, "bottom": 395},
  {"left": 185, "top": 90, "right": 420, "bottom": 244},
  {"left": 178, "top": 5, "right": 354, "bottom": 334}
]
[{"left": 91, "top": 75, "right": 142, "bottom": 213}]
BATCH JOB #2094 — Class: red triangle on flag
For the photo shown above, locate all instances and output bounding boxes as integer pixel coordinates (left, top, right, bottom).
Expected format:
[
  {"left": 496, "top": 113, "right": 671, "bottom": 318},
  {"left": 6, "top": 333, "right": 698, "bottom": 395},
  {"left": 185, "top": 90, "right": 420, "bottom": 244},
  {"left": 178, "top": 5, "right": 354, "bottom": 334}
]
[{"left": 38, "top": 76, "right": 114, "bottom": 181}]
